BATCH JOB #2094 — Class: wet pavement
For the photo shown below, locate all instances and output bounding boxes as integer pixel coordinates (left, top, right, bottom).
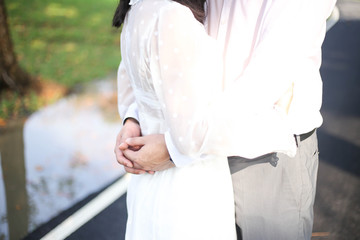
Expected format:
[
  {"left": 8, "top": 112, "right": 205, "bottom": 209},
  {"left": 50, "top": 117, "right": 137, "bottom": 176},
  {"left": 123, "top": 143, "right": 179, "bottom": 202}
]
[
  {"left": 1, "top": 1, "right": 360, "bottom": 239},
  {"left": 312, "top": 0, "right": 360, "bottom": 239},
  {"left": 0, "top": 75, "right": 124, "bottom": 240}
]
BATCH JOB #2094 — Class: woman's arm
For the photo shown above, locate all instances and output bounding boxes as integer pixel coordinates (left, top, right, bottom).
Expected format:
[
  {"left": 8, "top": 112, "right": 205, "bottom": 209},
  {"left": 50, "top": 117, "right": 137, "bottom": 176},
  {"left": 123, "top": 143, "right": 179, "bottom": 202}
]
[
  {"left": 150, "top": 2, "right": 223, "bottom": 158},
  {"left": 151, "top": 2, "right": 296, "bottom": 162}
]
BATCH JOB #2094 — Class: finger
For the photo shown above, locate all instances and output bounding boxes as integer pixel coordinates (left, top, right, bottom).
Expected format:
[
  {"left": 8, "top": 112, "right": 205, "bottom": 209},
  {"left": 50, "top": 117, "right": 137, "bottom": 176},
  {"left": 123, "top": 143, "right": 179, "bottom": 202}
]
[
  {"left": 115, "top": 148, "right": 134, "bottom": 168},
  {"left": 115, "top": 132, "right": 122, "bottom": 145},
  {"left": 124, "top": 166, "right": 147, "bottom": 175},
  {"left": 114, "top": 134, "right": 122, "bottom": 153},
  {"left": 124, "top": 149, "right": 150, "bottom": 170},
  {"left": 129, "top": 145, "right": 141, "bottom": 151},
  {"left": 133, "top": 161, "right": 145, "bottom": 170},
  {"left": 123, "top": 150, "right": 147, "bottom": 170},
  {"left": 126, "top": 136, "right": 146, "bottom": 147},
  {"left": 117, "top": 155, "right": 134, "bottom": 168},
  {"left": 123, "top": 149, "right": 139, "bottom": 162},
  {"left": 118, "top": 142, "right": 129, "bottom": 151}
]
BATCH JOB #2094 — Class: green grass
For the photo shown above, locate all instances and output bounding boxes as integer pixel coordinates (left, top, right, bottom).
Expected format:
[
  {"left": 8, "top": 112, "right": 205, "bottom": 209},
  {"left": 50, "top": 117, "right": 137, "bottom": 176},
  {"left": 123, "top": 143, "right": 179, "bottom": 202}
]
[
  {"left": 0, "top": 91, "right": 38, "bottom": 120},
  {"left": 6, "top": 0, "right": 122, "bottom": 87}
]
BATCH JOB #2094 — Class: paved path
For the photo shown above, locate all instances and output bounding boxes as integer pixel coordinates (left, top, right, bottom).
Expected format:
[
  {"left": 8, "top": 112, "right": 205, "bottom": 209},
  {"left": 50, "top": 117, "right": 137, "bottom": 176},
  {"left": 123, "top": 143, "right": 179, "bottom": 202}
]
[
  {"left": 24, "top": 1, "right": 360, "bottom": 239},
  {"left": 313, "top": 0, "right": 360, "bottom": 239}
]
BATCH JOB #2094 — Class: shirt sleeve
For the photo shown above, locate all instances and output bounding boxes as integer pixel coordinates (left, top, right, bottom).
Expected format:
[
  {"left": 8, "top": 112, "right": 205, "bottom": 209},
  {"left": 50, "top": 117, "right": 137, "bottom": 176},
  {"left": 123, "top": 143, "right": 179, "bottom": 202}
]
[
  {"left": 152, "top": 2, "right": 298, "bottom": 163},
  {"left": 117, "top": 60, "right": 139, "bottom": 124},
  {"left": 198, "top": 0, "right": 337, "bottom": 158},
  {"left": 122, "top": 102, "right": 139, "bottom": 125},
  {"left": 164, "top": 131, "right": 197, "bottom": 167},
  {"left": 223, "top": 0, "right": 337, "bottom": 110}
]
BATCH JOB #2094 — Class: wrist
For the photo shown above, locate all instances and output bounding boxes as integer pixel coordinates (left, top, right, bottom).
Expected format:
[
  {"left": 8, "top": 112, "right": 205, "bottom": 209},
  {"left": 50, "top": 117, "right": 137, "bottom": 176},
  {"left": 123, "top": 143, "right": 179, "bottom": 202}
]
[
  {"left": 123, "top": 117, "right": 141, "bottom": 137},
  {"left": 124, "top": 117, "right": 139, "bottom": 125}
]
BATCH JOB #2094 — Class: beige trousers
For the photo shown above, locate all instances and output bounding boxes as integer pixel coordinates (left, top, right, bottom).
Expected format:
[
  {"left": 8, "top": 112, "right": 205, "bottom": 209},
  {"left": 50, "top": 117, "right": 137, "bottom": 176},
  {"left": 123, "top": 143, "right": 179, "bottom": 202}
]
[{"left": 228, "top": 131, "right": 319, "bottom": 240}]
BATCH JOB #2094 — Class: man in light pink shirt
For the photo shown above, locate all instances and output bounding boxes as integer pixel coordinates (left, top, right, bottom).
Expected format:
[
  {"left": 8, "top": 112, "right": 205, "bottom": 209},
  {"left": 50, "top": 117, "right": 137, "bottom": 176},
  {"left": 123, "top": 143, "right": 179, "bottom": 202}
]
[{"left": 115, "top": 0, "right": 337, "bottom": 239}]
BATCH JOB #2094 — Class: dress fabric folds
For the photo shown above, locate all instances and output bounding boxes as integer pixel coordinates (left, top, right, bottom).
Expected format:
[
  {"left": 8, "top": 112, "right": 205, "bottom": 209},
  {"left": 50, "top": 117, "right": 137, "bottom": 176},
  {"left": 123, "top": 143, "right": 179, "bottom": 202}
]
[{"left": 118, "top": 0, "right": 236, "bottom": 239}]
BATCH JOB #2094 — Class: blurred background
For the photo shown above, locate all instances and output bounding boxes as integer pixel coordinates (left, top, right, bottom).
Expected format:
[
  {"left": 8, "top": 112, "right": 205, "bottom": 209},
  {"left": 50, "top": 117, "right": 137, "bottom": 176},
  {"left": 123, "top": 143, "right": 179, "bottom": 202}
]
[
  {"left": 0, "top": 0, "right": 359, "bottom": 239},
  {"left": 0, "top": 0, "right": 125, "bottom": 239}
]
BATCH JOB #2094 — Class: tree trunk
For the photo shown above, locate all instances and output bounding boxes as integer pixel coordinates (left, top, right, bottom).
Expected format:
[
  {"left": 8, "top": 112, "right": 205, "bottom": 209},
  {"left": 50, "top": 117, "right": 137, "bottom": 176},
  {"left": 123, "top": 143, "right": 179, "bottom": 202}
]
[{"left": 0, "top": 0, "right": 31, "bottom": 93}]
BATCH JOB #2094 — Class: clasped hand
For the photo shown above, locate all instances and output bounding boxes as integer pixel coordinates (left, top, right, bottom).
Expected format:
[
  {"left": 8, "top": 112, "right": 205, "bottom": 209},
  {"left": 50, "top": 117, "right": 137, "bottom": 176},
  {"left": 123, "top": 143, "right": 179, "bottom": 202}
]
[
  {"left": 114, "top": 118, "right": 175, "bottom": 174},
  {"left": 115, "top": 83, "right": 293, "bottom": 175}
]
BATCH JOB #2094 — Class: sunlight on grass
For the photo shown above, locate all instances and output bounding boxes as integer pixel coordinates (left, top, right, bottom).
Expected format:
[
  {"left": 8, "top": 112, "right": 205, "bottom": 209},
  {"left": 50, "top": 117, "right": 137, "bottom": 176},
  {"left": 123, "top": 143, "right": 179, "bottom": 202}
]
[
  {"left": 31, "top": 39, "right": 46, "bottom": 50},
  {"left": 6, "top": 0, "right": 121, "bottom": 87},
  {"left": 2, "top": 0, "right": 122, "bottom": 120},
  {"left": 45, "top": 3, "right": 78, "bottom": 18},
  {"left": 89, "top": 14, "right": 103, "bottom": 26},
  {"left": 13, "top": 24, "right": 25, "bottom": 33},
  {"left": 7, "top": 2, "right": 19, "bottom": 11},
  {"left": 64, "top": 42, "right": 76, "bottom": 52}
]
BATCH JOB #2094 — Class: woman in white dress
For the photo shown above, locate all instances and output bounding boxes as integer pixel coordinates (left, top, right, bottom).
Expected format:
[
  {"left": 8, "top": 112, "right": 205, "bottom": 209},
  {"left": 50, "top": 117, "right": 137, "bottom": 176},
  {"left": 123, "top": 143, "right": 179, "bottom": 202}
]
[
  {"left": 113, "top": 0, "right": 237, "bottom": 239},
  {"left": 112, "top": 0, "right": 300, "bottom": 238}
]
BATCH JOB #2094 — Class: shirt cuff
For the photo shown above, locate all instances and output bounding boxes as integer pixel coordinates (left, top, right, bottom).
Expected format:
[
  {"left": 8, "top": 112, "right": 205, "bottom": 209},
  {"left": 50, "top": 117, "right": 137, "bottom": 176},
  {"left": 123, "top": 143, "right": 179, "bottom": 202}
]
[
  {"left": 164, "top": 131, "right": 195, "bottom": 167},
  {"left": 122, "top": 102, "right": 139, "bottom": 125}
]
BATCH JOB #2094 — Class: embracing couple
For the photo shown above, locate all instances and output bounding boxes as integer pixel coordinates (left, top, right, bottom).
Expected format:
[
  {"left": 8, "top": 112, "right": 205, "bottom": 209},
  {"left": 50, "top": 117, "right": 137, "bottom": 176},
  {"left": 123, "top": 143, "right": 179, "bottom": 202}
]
[{"left": 113, "top": 0, "right": 336, "bottom": 239}]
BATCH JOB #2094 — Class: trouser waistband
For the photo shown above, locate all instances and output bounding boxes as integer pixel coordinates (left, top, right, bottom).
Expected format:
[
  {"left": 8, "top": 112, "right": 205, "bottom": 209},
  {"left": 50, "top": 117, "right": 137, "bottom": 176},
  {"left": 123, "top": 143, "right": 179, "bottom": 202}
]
[
  {"left": 299, "top": 128, "right": 316, "bottom": 142},
  {"left": 294, "top": 128, "right": 316, "bottom": 147}
]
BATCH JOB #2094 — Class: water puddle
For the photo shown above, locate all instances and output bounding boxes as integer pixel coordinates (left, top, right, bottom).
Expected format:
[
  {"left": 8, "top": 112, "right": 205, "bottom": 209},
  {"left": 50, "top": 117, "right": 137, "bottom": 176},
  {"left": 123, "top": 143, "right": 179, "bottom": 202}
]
[{"left": 0, "top": 76, "right": 124, "bottom": 240}]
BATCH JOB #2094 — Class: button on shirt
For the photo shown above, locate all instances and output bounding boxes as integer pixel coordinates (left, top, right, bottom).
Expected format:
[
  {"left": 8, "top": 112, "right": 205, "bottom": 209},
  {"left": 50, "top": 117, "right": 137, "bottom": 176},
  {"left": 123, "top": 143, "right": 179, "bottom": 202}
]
[{"left": 121, "top": 0, "right": 337, "bottom": 166}]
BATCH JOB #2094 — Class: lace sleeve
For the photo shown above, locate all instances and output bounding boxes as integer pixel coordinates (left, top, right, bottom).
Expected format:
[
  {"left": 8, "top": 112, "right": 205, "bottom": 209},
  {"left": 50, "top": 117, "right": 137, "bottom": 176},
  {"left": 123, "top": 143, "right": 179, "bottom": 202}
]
[
  {"left": 151, "top": 2, "right": 297, "bottom": 159},
  {"left": 117, "top": 60, "right": 136, "bottom": 121},
  {"left": 150, "top": 3, "right": 223, "bottom": 156}
]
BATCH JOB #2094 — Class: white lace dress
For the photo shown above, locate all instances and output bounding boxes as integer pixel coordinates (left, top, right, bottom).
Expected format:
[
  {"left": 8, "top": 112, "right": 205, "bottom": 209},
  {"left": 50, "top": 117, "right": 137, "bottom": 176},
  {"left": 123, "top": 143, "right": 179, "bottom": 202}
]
[{"left": 117, "top": 0, "right": 236, "bottom": 239}]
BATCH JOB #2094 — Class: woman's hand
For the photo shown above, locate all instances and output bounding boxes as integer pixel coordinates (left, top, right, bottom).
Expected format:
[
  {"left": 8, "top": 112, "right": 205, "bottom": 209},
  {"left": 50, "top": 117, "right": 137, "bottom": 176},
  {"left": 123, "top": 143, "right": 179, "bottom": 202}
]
[
  {"left": 114, "top": 118, "right": 148, "bottom": 174},
  {"left": 123, "top": 134, "right": 175, "bottom": 172}
]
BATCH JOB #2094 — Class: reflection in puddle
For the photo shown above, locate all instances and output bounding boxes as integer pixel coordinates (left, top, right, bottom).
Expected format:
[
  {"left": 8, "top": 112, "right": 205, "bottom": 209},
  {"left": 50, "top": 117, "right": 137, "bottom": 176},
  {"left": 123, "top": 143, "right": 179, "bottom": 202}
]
[
  {"left": 0, "top": 121, "right": 28, "bottom": 240},
  {"left": 0, "top": 77, "right": 124, "bottom": 239}
]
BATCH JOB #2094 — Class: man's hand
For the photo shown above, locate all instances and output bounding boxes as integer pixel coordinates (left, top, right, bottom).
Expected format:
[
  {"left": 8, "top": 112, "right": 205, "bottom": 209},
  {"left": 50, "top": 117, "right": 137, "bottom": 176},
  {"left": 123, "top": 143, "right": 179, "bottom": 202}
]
[
  {"left": 123, "top": 134, "right": 175, "bottom": 172},
  {"left": 114, "top": 118, "right": 147, "bottom": 174}
]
